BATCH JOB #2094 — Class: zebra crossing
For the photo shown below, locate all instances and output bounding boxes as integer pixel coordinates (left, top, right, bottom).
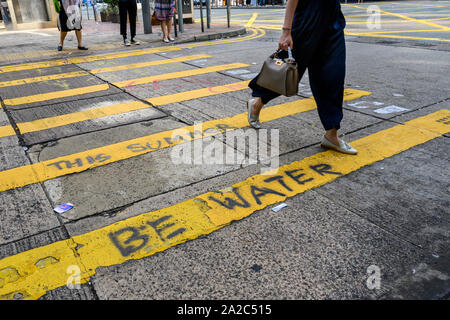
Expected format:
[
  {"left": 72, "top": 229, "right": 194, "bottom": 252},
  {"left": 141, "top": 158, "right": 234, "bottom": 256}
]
[{"left": 0, "top": 26, "right": 448, "bottom": 300}]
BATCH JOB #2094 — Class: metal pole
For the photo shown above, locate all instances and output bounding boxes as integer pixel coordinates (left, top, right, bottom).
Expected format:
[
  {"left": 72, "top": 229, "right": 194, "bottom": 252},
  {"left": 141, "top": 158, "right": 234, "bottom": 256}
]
[
  {"left": 177, "top": 0, "right": 184, "bottom": 33},
  {"left": 227, "top": 0, "right": 230, "bottom": 28},
  {"left": 206, "top": 0, "right": 211, "bottom": 29},
  {"left": 141, "top": 0, "right": 152, "bottom": 34},
  {"left": 199, "top": 0, "right": 204, "bottom": 32}
]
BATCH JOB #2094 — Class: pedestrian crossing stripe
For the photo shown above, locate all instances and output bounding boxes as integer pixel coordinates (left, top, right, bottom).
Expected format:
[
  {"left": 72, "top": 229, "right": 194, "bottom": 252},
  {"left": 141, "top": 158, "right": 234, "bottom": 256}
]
[
  {"left": 0, "top": 109, "right": 448, "bottom": 300},
  {"left": 111, "top": 63, "right": 249, "bottom": 88},
  {"left": 0, "top": 81, "right": 251, "bottom": 139},
  {"left": 90, "top": 54, "right": 212, "bottom": 74},
  {"left": 2, "top": 63, "right": 249, "bottom": 107},
  {"left": 2, "top": 84, "right": 111, "bottom": 107},
  {"left": 0, "top": 89, "right": 370, "bottom": 193},
  {"left": 0, "top": 55, "right": 213, "bottom": 88},
  {"left": 0, "top": 28, "right": 264, "bottom": 75},
  {"left": 0, "top": 47, "right": 182, "bottom": 74},
  {"left": 0, "top": 71, "right": 90, "bottom": 88}
]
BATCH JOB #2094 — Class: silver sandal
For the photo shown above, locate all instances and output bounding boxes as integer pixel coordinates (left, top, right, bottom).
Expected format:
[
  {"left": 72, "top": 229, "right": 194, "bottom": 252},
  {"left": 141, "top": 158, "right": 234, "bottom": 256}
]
[
  {"left": 320, "top": 135, "right": 358, "bottom": 155},
  {"left": 247, "top": 98, "right": 262, "bottom": 129}
]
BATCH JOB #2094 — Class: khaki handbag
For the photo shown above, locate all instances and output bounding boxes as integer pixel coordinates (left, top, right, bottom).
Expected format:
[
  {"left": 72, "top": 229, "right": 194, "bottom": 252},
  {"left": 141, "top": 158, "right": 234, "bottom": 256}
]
[{"left": 256, "top": 48, "right": 300, "bottom": 97}]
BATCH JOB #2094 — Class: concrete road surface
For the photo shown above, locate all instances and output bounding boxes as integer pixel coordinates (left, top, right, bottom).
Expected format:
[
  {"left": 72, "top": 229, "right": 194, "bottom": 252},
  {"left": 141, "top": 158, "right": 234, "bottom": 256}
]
[{"left": 0, "top": 1, "right": 448, "bottom": 302}]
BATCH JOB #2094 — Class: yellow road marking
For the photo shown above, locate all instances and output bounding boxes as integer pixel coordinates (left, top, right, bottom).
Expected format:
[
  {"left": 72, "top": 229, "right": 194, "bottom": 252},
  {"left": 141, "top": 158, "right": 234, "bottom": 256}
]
[
  {"left": 0, "top": 47, "right": 181, "bottom": 74},
  {"left": 0, "top": 109, "right": 448, "bottom": 300},
  {"left": 146, "top": 80, "right": 250, "bottom": 106},
  {"left": 0, "top": 55, "right": 213, "bottom": 88},
  {"left": 0, "top": 81, "right": 251, "bottom": 138},
  {"left": 0, "top": 89, "right": 369, "bottom": 193},
  {"left": 0, "top": 28, "right": 264, "bottom": 75},
  {"left": 2, "top": 84, "right": 110, "bottom": 107},
  {"left": 246, "top": 13, "right": 258, "bottom": 28},
  {"left": 90, "top": 54, "right": 212, "bottom": 74},
  {"left": 346, "top": 4, "right": 450, "bottom": 30},
  {"left": 345, "top": 31, "right": 450, "bottom": 42},
  {"left": 112, "top": 63, "right": 249, "bottom": 88},
  {"left": 0, "top": 71, "right": 90, "bottom": 88},
  {"left": 1, "top": 63, "right": 248, "bottom": 106},
  {"left": 0, "top": 125, "right": 15, "bottom": 137}
]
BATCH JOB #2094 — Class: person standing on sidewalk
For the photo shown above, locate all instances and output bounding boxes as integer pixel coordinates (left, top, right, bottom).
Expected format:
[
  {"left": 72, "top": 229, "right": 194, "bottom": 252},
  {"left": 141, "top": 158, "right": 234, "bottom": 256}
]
[
  {"left": 119, "top": 0, "right": 140, "bottom": 46},
  {"left": 155, "top": 0, "right": 176, "bottom": 43},
  {"left": 247, "top": 0, "right": 358, "bottom": 155},
  {"left": 55, "top": 0, "right": 88, "bottom": 51}
]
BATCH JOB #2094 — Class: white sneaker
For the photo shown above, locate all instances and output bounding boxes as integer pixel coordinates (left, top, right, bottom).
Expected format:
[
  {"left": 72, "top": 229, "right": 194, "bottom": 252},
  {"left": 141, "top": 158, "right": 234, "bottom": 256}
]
[{"left": 320, "top": 135, "right": 358, "bottom": 155}]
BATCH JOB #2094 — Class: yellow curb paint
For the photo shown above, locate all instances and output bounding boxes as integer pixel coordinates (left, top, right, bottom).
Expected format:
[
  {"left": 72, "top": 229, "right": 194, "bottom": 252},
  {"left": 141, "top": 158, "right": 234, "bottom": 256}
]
[
  {"left": 0, "top": 89, "right": 370, "bottom": 193},
  {"left": 0, "top": 47, "right": 181, "bottom": 74},
  {"left": 2, "top": 84, "right": 110, "bottom": 107},
  {"left": 0, "top": 109, "right": 448, "bottom": 300},
  {"left": 0, "top": 71, "right": 90, "bottom": 88},
  {"left": 112, "top": 63, "right": 250, "bottom": 88},
  {"left": 0, "top": 81, "right": 251, "bottom": 139},
  {"left": 90, "top": 54, "right": 212, "bottom": 74},
  {"left": 245, "top": 13, "right": 258, "bottom": 28}
]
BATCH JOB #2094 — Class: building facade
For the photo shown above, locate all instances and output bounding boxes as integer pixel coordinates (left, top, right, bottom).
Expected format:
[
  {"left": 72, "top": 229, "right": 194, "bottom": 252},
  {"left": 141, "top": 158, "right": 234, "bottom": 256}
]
[{"left": 0, "top": 0, "right": 57, "bottom": 30}]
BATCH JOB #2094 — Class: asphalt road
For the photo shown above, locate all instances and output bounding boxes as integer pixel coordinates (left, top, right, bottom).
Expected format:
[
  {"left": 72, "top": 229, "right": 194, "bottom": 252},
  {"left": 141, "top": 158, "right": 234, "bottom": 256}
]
[{"left": 0, "top": 1, "right": 449, "bottom": 302}]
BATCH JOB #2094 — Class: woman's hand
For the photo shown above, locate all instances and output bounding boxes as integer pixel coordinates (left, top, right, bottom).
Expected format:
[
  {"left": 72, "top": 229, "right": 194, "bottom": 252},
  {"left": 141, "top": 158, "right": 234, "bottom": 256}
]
[{"left": 278, "top": 30, "right": 293, "bottom": 51}]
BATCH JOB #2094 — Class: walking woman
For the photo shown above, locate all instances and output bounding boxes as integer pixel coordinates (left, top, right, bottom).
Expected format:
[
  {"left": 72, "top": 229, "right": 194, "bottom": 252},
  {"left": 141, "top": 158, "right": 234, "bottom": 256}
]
[
  {"left": 155, "top": 0, "right": 176, "bottom": 43},
  {"left": 248, "top": 0, "right": 357, "bottom": 155},
  {"left": 55, "top": 0, "right": 88, "bottom": 51}
]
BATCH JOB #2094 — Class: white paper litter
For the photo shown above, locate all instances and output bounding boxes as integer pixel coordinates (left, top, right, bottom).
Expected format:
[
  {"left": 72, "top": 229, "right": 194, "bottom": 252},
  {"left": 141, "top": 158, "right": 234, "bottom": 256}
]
[
  {"left": 54, "top": 203, "right": 74, "bottom": 214},
  {"left": 272, "top": 203, "right": 287, "bottom": 212}
]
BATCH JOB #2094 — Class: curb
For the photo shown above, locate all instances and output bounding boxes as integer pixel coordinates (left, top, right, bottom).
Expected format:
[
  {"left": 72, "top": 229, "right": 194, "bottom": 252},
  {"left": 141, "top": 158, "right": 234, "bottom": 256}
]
[{"left": 173, "top": 27, "right": 247, "bottom": 44}]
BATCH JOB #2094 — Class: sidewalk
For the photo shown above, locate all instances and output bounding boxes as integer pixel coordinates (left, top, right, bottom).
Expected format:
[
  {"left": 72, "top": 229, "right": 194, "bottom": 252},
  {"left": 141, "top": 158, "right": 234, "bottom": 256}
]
[{"left": 0, "top": 20, "right": 246, "bottom": 65}]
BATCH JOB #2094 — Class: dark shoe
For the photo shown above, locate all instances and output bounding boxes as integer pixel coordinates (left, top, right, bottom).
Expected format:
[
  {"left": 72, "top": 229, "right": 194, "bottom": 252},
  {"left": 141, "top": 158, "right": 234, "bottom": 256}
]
[
  {"left": 57, "top": 45, "right": 63, "bottom": 51},
  {"left": 78, "top": 46, "right": 88, "bottom": 50}
]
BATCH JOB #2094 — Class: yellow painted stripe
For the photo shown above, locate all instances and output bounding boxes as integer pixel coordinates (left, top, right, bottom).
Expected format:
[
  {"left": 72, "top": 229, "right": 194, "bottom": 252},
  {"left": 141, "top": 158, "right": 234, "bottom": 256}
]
[
  {"left": 1, "top": 63, "right": 248, "bottom": 106},
  {"left": 0, "top": 47, "right": 181, "bottom": 74},
  {"left": 0, "top": 81, "right": 251, "bottom": 139},
  {"left": 0, "top": 55, "right": 213, "bottom": 88},
  {"left": 345, "top": 31, "right": 450, "bottom": 42},
  {"left": 346, "top": 4, "right": 450, "bottom": 30},
  {"left": 90, "top": 54, "right": 212, "bottom": 74},
  {"left": 0, "top": 28, "right": 264, "bottom": 75},
  {"left": 0, "top": 125, "right": 15, "bottom": 137},
  {"left": 0, "top": 89, "right": 370, "bottom": 193},
  {"left": 16, "top": 101, "right": 150, "bottom": 134},
  {"left": 245, "top": 13, "right": 258, "bottom": 28},
  {"left": 147, "top": 80, "right": 250, "bottom": 106},
  {"left": 112, "top": 63, "right": 249, "bottom": 88},
  {"left": 0, "top": 71, "right": 89, "bottom": 88},
  {"left": 2, "top": 84, "right": 110, "bottom": 107},
  {"left": 0, "top": 109, "right": 448, "bottom": 300}
]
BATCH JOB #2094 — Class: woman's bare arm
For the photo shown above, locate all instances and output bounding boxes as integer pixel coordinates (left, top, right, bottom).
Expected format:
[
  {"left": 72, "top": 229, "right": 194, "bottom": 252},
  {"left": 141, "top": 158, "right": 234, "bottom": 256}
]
[{"left": 279, "top": 0, "right": 299, "bottom": 50}]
